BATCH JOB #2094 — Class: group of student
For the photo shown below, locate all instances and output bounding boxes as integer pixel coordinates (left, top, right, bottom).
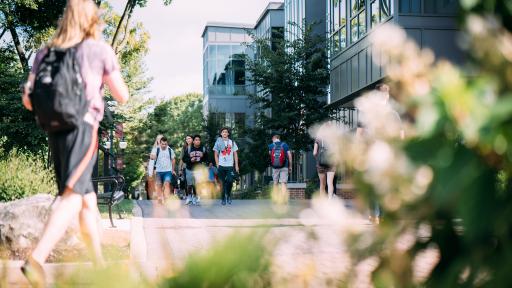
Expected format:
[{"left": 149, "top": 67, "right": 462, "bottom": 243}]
[
  {"left": 146, "top": 127, "right": 240, "bottom": 206},
  {"left": 144, "top": 128, "right": 339, "bottom": 207}
]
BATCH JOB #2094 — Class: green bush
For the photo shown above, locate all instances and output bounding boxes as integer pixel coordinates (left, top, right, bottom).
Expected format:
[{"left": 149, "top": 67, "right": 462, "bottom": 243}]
[{"left": 0, "top": 150, "right": 56, "bottom": 201}]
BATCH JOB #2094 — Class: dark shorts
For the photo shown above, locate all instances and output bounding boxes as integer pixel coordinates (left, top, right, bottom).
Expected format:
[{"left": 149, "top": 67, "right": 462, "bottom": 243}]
[
  {"left": 317, "top": 165, "right": 335, "bottom": 174},
  {"left": 156, "top": 171, "right": 173, "bottom": 184},
  {"left": 48, "top": 122, "right": 98, "bottom": 196}
]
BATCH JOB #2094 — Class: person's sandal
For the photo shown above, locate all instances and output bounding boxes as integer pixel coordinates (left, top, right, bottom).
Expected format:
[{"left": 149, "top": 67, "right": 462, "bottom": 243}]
[{"left": 21, "top": 256, "right": 46, "bottom": 288}]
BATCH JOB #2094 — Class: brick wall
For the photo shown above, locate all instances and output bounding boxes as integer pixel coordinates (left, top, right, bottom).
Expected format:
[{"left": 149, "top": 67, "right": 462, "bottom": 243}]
[
  {"left": 280, "top": 183, "right": 356, "bottom": 200},
  {"left": 288, "top": 188, "right": 306, "bottom": 200},
  {"left": 336, "top": 184, "right": 355, "bottom": 199},
  {"left": 286, "top": 183, "right": 306, "bottom": 200}
]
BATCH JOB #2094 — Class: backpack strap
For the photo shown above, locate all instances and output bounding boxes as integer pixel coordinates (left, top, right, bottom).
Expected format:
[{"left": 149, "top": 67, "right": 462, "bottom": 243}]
[{"left": 154, "top": 147, "right": 160, "bottom": 168}]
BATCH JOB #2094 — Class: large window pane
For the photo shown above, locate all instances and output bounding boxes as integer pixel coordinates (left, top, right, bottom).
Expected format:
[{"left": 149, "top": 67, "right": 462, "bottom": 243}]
[
  {"left": 217, "top": 45, "right": 231, "bottom": 58},
  {"left": 380, "top": 0, "right": 391, "bottom": 18},
  {"left": 333, "top": 31, "right": 340, "bottom": 53},
  {"left": 351, "top": 17, "right": 358, "bottom": 42},
  {"left": 351, "top": 0, "right": 365, "bottom": 16},
  {"left": 340, "top": 0, "right": 347, "bottom": 26},
  {"left": 359, "top": 11, "right": 366, "bottom": 36},
  {"left": 340, "top": 27, "right": 347, "bottom": 48},
  {"left": 232, "top": 59, "right": 245, "bottom": 86},
  {"left": 208, "top": 61, "right": 216, "bottom": 86},
  {"left": 234, "top": 113, "right": 246, "bottom": 131},
  {"left": 333, "top": 0, "right": 340, "bottom": 30},
  {"left": 371, "top": 0, "right": 379, "bottom": 26},
  {"left": 208, "top": 45, "right": 216, "bottom": 60}
]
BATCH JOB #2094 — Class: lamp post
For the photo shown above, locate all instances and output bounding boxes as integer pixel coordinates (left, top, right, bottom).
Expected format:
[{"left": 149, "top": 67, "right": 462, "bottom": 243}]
[{"left": 118, "top": 138, "right": 127, "bottom": 170}]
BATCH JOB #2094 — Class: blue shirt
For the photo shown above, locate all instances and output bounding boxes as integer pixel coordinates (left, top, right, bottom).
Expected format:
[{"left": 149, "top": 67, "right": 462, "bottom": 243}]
[{"left": 268, "top": 141, "right": 290, "bottom": 167}]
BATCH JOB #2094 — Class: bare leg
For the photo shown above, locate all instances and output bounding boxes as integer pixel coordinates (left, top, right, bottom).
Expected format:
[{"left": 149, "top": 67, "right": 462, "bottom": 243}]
[
  {"left": 155, "top": 182, "right": 163, "bottom": 203},
  {"left": 79, "top": 192, "right": 104, "bottom": 266},
  {"left": 31, "top": 188, "right": 82, "bottom": 264},
  {"left": 280, "top": 183, "right": 288, "bottom": 202},
  {"left": 327, "top": 172, "right": 335, "bottom": 199},
  {"left": 163, "top": 182, "right": 171, "bottom": 200},
  {"left": 318, "top": 172, "right": 326, "bottom": 196}
]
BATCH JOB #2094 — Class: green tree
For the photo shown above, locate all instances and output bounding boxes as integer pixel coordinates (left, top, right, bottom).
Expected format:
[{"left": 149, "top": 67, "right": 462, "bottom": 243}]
[
  {"left": 0, "top": 46, "right": 46, "bottom": 155},
  {"left": 123, "top": 93, "right": 204, "bottom": 189},
  {"left": 245, "top": 23, "right": 330, "bottom": 153}
]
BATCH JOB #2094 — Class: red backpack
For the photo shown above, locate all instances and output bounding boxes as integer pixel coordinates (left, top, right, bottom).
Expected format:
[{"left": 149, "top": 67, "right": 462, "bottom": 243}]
[{"left": 270, "top": 142, "right": 286, "bottom": 168}]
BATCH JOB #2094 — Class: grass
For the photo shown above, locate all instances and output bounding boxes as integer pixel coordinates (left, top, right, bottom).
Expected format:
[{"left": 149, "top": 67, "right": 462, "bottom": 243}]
[{"left": 99, "top": 199, "right": 134, "bottom": 219}]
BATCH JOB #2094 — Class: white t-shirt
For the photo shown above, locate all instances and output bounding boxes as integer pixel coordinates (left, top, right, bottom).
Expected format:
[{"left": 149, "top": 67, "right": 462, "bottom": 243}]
[
  {"left": 151, "top": 146, "right": 175, "bottom": 172},
  {"left": 213, "top": 137, "right": 238, "bottom": 167}
]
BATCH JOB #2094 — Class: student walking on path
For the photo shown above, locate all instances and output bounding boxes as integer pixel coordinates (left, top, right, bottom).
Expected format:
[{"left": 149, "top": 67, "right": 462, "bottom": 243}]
[
  {"left": 147, "top": 134, "right": 163, "bottom": 200},
  {"left": 268, "top": 132, "right": 292, "bottom": 202},
  {"left": 150, "top": 137, "right": 176, "bottom": 203},
  {"left": 313, "top": 138, "right": 336, "bottom": 199},
  {"left": 20, "top": 0, "right": 129, "bottom": 286},
  {"left": 180, "top": 135, "right": 193, "bottom": 204},
  {"left": 357, "top": 83, "right": 404, "bottom": 224},
  {"left": 213, "top": 127, "right": 239, "bottom": 205},
  {"left": 182, "top": 135, "right": 209, "bottom": 205}
]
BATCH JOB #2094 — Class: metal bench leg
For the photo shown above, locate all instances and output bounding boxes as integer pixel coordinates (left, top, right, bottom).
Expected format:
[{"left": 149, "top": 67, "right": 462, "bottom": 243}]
[
  {"left": 116, "top": 204, "right": 123, "bottom": 219},
  {"left": 108, "top": 205, "right": 116, "bottom": 228}
]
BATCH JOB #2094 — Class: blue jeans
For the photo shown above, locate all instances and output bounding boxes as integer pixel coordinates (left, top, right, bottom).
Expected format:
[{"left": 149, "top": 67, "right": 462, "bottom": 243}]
[
  {"left": 370, "top": 199, "right": 381, "bottom": 217},
  {"left": 156, "top": 171, "right": 172, "bottom": 184}
]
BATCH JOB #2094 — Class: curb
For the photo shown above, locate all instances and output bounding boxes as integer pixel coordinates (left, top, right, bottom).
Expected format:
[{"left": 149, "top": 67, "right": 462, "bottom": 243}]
[{"left": 130, "top": 200, "right": 147, "bottom": 262}]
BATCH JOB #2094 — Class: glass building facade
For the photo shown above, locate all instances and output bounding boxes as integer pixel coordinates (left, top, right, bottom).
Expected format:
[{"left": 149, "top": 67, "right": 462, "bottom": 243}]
[
  {"left": 327, "top": 0, "right": 393, "bottom": 56},
  {"left": 202, "top": 24, "right": 255, "bottom": 129},
  {"left": 284, "top": 0, "right": 305, "bottom": 41},
  {"left": 204, "top": 44, "right": 250, "bottom": 96}
]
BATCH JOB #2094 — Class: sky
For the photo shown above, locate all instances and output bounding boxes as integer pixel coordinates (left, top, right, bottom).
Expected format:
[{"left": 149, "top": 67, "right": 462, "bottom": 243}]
[{"left": 111, "top": 0, "right": 278, "bottom": 100}]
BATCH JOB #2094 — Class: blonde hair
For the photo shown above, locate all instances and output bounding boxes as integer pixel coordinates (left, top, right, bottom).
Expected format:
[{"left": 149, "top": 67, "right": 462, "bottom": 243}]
[
  {"left": 154, "top": 134, "right": 164, "bottom": 148},
  {"left": 50, "top": 0, "right": 100, "bottom": 48}
]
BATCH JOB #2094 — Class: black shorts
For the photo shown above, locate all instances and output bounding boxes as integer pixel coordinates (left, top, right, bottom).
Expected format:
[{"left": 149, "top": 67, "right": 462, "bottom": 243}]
[{"left": 48, "top": 122, "right": 98, "bottom": 196}]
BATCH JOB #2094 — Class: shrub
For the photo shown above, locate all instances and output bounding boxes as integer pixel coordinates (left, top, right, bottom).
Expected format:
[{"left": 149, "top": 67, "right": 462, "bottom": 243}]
[{"left": 0, "top": 150, "right": 56, "bottom": 201}]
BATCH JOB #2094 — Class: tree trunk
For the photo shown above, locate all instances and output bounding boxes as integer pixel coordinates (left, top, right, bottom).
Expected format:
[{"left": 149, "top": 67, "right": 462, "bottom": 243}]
[
  {"left": 111, "top": 0, "right": 135, "bottom": 50},
  {"left": 0, "top": 27, "right": 7, "bottom": 39},
  {"left": 8, "top": 25, "right": 29, "bottom": 73}
]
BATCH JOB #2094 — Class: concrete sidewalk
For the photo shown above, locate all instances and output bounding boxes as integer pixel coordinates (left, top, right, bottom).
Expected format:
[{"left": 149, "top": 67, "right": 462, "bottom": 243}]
[{"left": 130, "top": 199, "right": 370, "bottom": 286}]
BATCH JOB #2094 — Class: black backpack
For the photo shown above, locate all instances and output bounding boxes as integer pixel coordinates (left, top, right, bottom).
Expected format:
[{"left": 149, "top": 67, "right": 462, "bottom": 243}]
[
  {"left": 29, "top": 46, "right": 88, "bottom": 132},
  {"left": 317, "top": 140, "right": 330, "bottom": 167}
]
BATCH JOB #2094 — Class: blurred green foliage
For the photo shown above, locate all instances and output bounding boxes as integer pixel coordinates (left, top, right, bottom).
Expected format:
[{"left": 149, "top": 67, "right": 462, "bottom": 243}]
[
  {"left": 160, "top": 232, "right": 270, "bottom": 288},
  {"left": 342, "top": 1, "right": 512, "bottom": 287},
  {"left": 0, "top": 149, "right": 56, "bottom": 201}
]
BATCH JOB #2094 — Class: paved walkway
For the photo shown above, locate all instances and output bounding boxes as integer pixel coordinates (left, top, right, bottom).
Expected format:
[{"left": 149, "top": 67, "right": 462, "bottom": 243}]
[
  {"left": 131, "top": 199, "right": 372, "bottom": 286},
  {"left": 4, "top": 199, "right": 387, "bottom": 287}
]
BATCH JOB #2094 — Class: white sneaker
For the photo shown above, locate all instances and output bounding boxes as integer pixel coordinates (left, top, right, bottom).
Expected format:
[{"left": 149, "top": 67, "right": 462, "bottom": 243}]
[
  {"left": 185, "top": 195, "right": 192, "bottom": 205},
  {"left": 192, "top": 196, "right": 197, "bottom": 206}
]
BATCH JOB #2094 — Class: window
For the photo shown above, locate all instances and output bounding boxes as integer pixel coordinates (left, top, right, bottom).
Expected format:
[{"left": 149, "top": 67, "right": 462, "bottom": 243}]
[
  {"left": 207, "top": 44, "right": 248, "bottom": 96},
  {"left": 333, "top": 0, "right": 340, "bottom": 30},
  {"left": 211, "top": 113, "right": 226, "bottom": 127},
  {"left": 234, "top": 113, "right": 246, "bottom": 132},
  {"left": 349, "top": 0, "right": 366, "bottom": 43},
  {"left": 329, "top": 0, "right": 347, "bottom": 55},
  {"left": 371, "top": 0, "right": 393, "bottom": 27}
]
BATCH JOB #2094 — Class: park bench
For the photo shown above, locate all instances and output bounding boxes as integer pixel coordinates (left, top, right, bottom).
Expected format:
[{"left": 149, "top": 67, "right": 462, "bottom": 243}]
[{"left": 92, "top": 175, "right": 125, "bottom": 227}]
